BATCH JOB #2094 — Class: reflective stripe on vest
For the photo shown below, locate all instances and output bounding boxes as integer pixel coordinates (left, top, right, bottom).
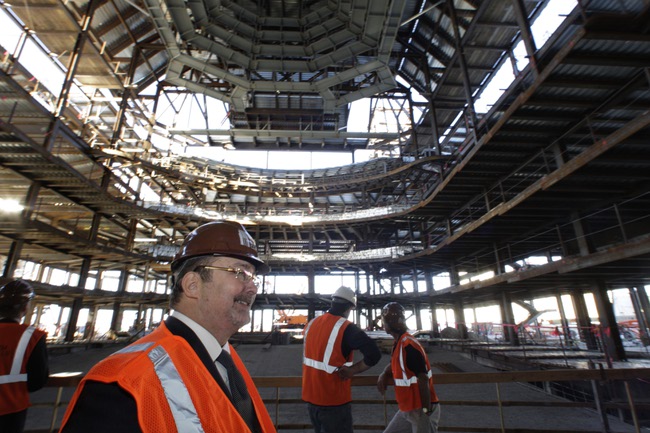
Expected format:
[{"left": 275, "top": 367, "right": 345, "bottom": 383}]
[
  {"left": 303, "top": 317, "right": 353, "bottom": 374},
  {"left": 0, "top": 326, "right": 35, "bottom": 385},
  {"left": 116, "top": 342, "right": 154, "bottom": 354},
  {"left": 148, "top": 346, "right": 205, "bottom": 433},
  {"left": 109, "top": 341, "right": 205, "bottom": 432},
  {"left": 393, "top": 335, "right": 432, "bottom": 387}
]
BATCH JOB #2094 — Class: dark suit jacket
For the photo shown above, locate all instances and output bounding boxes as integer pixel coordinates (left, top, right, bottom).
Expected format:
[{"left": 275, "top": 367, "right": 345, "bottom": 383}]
[{"left": 60, "top": 316, "right": 231, "bottom": 433}]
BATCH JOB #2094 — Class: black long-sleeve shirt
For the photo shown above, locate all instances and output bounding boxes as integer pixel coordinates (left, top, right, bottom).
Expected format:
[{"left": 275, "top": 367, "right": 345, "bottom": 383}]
[
  {"left": 328, "top": 305, "right": 382, "bottom": 367},
  {"left": 27, "top": 335, "right": 49, "bottom": 392}
]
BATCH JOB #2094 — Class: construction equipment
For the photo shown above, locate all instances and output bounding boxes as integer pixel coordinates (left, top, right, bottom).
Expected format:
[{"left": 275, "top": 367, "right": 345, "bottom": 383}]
[{"left": 274, "top": 310, "right": 308, "bottom": 329}]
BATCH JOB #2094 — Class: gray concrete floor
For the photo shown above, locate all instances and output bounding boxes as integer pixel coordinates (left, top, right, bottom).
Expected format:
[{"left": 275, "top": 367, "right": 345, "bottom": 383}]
[{"left": 25, "top": 342, "right": 648, "bottom": 432}]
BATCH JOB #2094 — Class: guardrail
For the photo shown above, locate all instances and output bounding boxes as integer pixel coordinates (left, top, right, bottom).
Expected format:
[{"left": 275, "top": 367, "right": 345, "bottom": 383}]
[{"left": 30, "top": 368, "right": 650, "bottom": 433}]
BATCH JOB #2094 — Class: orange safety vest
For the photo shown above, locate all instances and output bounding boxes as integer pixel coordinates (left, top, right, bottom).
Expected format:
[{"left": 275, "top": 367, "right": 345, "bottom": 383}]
[
  {"left": 391, "top": 333, "right": 439, "bottom": 412},
  {"left": 0, "top": 323, "right": 47, "bottom": 415},
  {"left": 60, "top": 322, "right": 276, "bottom": 433},
  {"left": 302, "top": 313, "right": 353, "bottom": 406}
]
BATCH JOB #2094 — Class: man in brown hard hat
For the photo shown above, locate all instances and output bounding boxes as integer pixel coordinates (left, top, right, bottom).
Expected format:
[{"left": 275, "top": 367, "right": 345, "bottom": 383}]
[
  {"left": 0, "top": 279, "right": 49, "bottom": 433},
  {"left": 60, "top": 221, "right": 276, "bottom": 433}
]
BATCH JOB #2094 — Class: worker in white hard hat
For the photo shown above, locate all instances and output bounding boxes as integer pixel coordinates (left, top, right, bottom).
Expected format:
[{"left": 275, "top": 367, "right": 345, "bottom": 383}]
[
  {"left": 302, "top": 286, "right": 381, "bottom": 433},
  {"left": 0, "top": 279, "right": 49, "bottom": 433}
]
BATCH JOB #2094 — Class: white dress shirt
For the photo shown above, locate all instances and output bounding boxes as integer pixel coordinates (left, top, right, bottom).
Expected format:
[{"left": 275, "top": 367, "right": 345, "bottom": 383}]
[{"left": 170, "top": 310, "right": 232, "bottom": 390}]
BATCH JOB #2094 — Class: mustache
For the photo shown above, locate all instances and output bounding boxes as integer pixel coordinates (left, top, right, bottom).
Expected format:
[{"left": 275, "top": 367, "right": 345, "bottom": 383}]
[{"left": 234, "top": 293, "right": 256, "bottom": 305}]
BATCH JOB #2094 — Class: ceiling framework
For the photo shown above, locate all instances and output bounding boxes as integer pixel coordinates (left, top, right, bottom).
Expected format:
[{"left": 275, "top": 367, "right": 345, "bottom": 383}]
[{"left": 0, "top": 0, "right": 649, "bottom": 312}]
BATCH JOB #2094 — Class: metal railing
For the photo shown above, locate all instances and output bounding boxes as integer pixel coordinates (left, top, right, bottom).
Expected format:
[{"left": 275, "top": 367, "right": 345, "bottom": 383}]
[{"left": 30, "top": 368, "right": 650, "bottom": 433}]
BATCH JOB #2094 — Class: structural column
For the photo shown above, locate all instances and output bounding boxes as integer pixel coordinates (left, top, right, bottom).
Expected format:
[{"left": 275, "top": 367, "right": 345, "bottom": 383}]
[
  {"left": 453, "top": 301, "right": 467, "bottom": 339},
  {"left": 555, "top": 292, "right": 573, "bottom": 345},
  {"left": 631, "top": 285, "right": 650, "bottom": 345},
  {"left": 109, "top": 267, "right": 130, "bottom": 333},
  {"left": 425, "top": 271, "right": 439, "bottom": 335},
  {"left": 572, "top": 290, "right": 598, "bottom": 350},
  {"left": 355, "top": 271, "right": 362, "bottom": 326},
  {"left": 65, "top": 257, "right": 91, "bottom": 342},
  {"left": 500, "top": 291, "right": 519, "bottom": 345},
  {"left": 412, "top": 270, "right": 422, "bottom": 330},
  {"left": 307, "top": 269, "right": 315, "bottom": 321},
  {"left": 592, "top": 281, "right": 626, "bottom": 361},
  {"left": 83, "top": 306, "right": 98, "bottom": 340}
]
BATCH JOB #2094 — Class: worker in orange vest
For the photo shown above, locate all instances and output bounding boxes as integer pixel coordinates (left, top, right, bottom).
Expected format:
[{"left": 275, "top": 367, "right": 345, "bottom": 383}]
[
  {"left": 0, "top": 279, "right": 49, "bottom": 433},
  {"left": 60, "top": 221, "right": 276, "bottom": 433},
  {"left": 302, "top": 286, "right": 381, "bottom": 433},
  {"left": 377, "top": 302, "right": 440, "bottom": 433}
]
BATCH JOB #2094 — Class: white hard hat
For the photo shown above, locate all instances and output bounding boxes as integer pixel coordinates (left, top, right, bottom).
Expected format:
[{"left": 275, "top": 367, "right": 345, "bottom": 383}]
[{"left": 332, "top": 286, "right": 357, "bottom": 307}]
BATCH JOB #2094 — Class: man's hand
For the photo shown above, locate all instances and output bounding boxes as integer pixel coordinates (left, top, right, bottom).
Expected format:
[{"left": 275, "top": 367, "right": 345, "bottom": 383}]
[
  {"left": 337, "top": 365, "right": 354, "bottom": 380},
  {"left": 377, "top": 372, "right": 387, "bottom": 394}
]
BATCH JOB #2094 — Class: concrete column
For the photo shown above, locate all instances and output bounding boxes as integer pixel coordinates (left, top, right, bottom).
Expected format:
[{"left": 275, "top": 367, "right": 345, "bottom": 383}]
[
  {"left": 429, "top": 301, "right": 439, "bottom": 336},
  {"left": 83, "top": 306, "right": 97, "bottom": 340},
  {"left": 82, "top": 307, "right": 97, "bottom": 340},
  {"left": 365, "top": 270, "right": 372, "bottom": 295},
  {"left": 555, "top": 292, "right": 573, "bottom": 345},
  {"left": 411, "top": 270, "right": 422, "bottom": 330},
  {"left": 307, "top": 269, "right": 315, "bottom": 321},
  {"left": 54, "top": 306, "right": 65, "bottom": 340},
  {"left": 425, "top": 271, "right": 438, "bottom": 334},
  {"left": 453, "top": 301, "right": 468, "bottom": 339},
  {"left": 572, "top": 291, "right": 598, "bottom": 350},
  {"left": 146, "top": 308, "right": 153, "bottom": 330},
  {"left": 23, "top": 302, "right": 35, "bottom": 325},
  {"left": 633, "top": 286, "right": 650, "bottom": 344},
  {"left": 65, "top": 257, "right": 91, "bottom": 342},
  {"left": 356, "top": 305, "right": 362, "bottom": 327},
  {"left": 449, "top": 262, "right": 460, "bottom": 286},
  {"left": 355, "top": 271, "right": 362, "bottom": 325},
  {"left": 493, "top": 243, "right": 503, "bottom": 275},
  {"left": 592, "top": 282, "right": 626, "bottom": 361},
  {"left": 500, "top": 292, "right": 519, "bottom": 345},
  {"left": 109, "top": 267, "right": 130, "bottom": 332},
  {"left": 33, "top": 304, "right": 44, "bottom": 327},
  {"left": 411, "top": 269, "right": 419, "bottom": 294},
  {"left": 110, "top": 303, "right": 124, "bottom": 334},
  {"left": 65, "top": 298, "right": 84, "bottom": 342}
]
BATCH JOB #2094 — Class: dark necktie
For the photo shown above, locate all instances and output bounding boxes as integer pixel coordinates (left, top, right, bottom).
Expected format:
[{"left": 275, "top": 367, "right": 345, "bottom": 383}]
[{"left": 217, "top": 350, "right": 258, "bottom": 432}]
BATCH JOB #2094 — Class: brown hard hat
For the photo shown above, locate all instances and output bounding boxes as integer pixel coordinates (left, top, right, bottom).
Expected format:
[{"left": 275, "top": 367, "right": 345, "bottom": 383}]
[
  {"left": 0, "top": 279, "right": 35, "bottom": 306},
  {"left": 172, "top": 221, "right": 269, "bottom": 274},
  {"left": 381, "top": 302, "right": 406, "bottom": 328}
]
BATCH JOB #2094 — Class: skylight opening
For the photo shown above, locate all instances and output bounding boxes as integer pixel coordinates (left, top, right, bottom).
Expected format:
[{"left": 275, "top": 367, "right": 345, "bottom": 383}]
[
  {"left": 0, "top": 0, "right": 580, "bottom": 173},
  {"left": 347, "top": 98, "right": 371, "bottom": 133},
  {"left": 474, "top": 0, "right": 578, "bottom": 115},
  {"left": 0, "top": 9, "right": 92, "bottom": 115}
]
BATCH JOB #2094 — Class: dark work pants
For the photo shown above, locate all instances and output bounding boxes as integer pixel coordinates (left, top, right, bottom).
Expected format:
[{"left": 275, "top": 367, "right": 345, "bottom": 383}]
[
  {"left": 0, "top": 409, "right": 28, "bottom": 433},
  {"left": 307, "top": 402, "right": 353, "bottom": 433}
]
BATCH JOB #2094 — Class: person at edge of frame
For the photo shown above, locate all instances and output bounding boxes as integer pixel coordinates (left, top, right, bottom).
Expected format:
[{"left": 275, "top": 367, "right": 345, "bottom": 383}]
[{"left": 0, "top": 279, "right": 49, "bottom": 433}]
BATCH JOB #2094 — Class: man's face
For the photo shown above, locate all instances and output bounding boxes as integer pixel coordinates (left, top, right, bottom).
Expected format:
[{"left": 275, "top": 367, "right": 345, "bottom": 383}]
[
  {"left": 382, "top": 316, "right": 391, "bottom": 333},
  {"left": 194, "top": 257, "right": 259, "bottom": 340}
]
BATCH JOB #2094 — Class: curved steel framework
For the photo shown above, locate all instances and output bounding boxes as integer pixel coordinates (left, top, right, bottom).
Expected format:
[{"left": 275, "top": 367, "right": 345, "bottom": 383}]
[{"left": 0, "top": 0, "right": 649, "bottom": 351}]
